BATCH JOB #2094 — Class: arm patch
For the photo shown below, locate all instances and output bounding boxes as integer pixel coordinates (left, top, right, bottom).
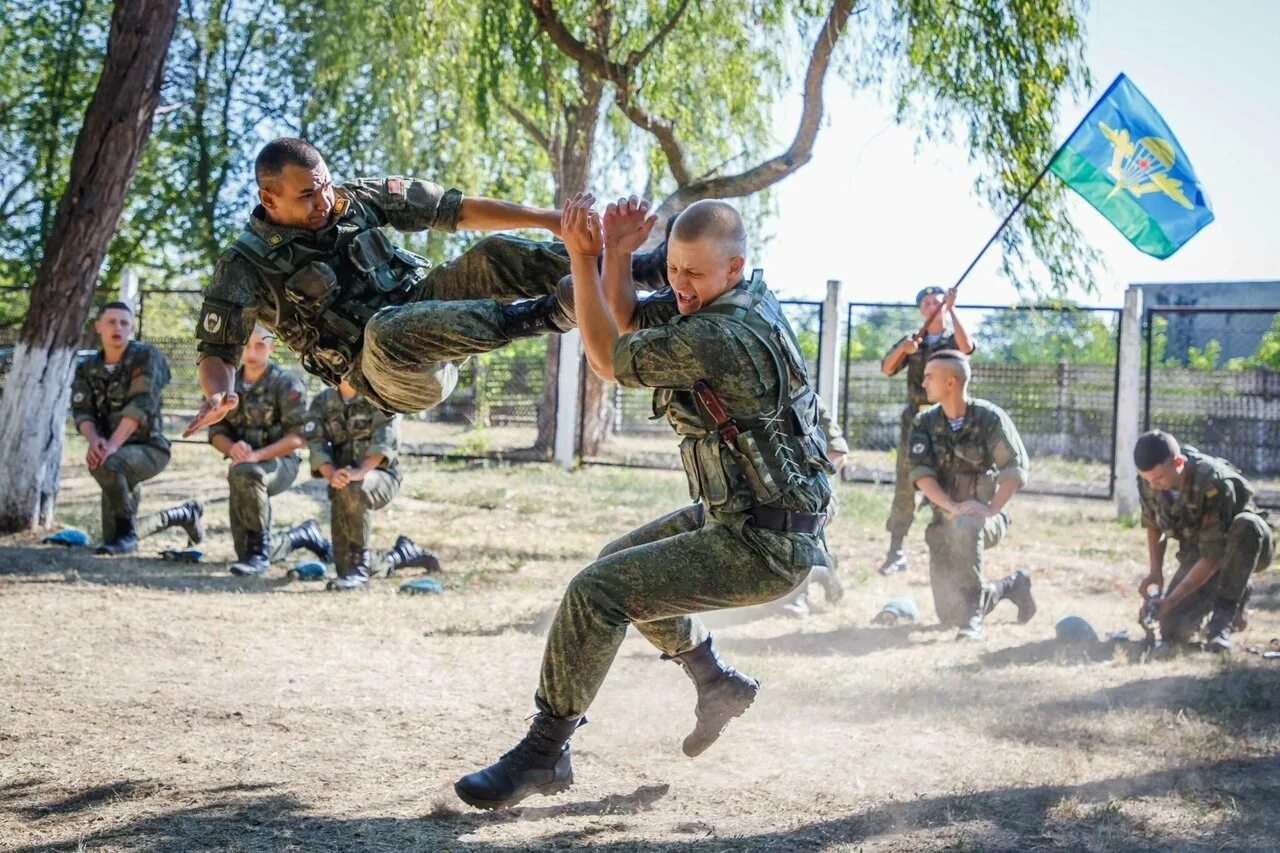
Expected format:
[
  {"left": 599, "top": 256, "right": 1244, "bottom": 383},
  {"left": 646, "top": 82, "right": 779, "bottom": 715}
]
[{"left": 196, "top": 301, "right": 240, "bottom": 345}]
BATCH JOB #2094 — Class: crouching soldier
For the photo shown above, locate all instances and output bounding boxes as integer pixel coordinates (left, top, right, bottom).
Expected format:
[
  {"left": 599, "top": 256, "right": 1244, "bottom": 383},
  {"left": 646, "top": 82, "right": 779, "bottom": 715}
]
[
  {"left": 908, "top": 350, "right": 1035, "bottom": 640},
  {"left": 1135, "top": 430, "right": 1275, "bottom": 651},
  {"left": 309, "top": 379, "right": 439, "bottom": 589},
  {"left": 208, "top": 325, "right": 332, "bottom": 574},
  {"left": 72, "top": 302, "right": 203, "bottom": 554}
]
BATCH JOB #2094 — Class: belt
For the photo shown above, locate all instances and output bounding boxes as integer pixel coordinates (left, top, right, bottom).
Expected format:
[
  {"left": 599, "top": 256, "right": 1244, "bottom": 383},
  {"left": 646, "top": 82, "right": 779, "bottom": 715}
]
[{"left": 746, "top": 506, "right": 826, "bottom": 534}]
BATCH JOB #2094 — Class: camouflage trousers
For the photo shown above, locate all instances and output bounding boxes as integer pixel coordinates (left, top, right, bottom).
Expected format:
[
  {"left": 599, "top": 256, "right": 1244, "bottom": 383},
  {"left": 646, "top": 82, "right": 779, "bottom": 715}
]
[
  {"left": 886, "top": 405, "right": 923, "bottom": 539},
  {"left": 924, "top": 511, "right": 1009, "bottom": 626},
  {"left": 1160, "top": 512, "right": 1276, "bottom": 642},
  {"left": 536, "top": 503, "right": 806, "bottom": 719},
  {"left": 329, "top": 470, "right": 400, "bottom": 570},
  {"left": 227, "top": 455, "right": 301, "bottom": 560},
  {"left": 90, "top": 445, "right": 170, "bottom": 541},
  {"left": 351, "top": 235, "right": 570, "bottom": 414}
]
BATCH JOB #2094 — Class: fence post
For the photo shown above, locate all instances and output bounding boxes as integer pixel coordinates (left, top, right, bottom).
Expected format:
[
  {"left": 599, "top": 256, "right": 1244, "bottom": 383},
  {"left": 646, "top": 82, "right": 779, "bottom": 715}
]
[
  {"left": 1114, "top": 286, "right": 1142, "bottom": 518},
  {"left": 819, "top": 280, "right": 843, "bottom": 414},
  {"left": 554, "top": 329, "right": 582, "bottom": 470}
]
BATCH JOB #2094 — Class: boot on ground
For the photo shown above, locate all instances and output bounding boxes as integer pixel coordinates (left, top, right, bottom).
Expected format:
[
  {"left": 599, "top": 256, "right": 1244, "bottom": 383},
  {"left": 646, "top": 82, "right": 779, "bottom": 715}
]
[
  {"left": 160, "top": 499, "right": 205, "bottom": 544},
  {"left": 96, "top": 516, "right": 139, "bottom": 555},
  {"left": 381, "top": 535, "right": 442, "bottom": 576},
  {"left": 454, "top": 713, "right": 581, "bottom": 810},
  {"left": 230, "top": 530, "right": 271, "bottom": 576},
  {"left": 877, "top": 538, "right": 908, "bottom": 576},
  {"left": 327, "top": 549, "right": 372, "bottom": 591}
]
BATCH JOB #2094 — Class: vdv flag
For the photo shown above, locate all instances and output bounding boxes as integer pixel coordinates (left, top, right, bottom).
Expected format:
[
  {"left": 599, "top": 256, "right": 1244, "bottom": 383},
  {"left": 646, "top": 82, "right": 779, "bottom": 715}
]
[{"left": 1049, "top": 73, "right": 1213, "bottom": 259}]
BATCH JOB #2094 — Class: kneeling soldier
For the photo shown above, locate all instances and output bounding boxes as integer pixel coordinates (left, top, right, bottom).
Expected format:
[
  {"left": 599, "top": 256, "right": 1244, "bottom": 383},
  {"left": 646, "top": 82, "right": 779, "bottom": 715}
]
[
  {"left": 72, "top": 302, "right": 203, "bottom": 554},
  {"left": 309, "top": 378, "right": 403, "bottom": 590},
  {"left": 1135, "top": 430, "right": 1275, "bottom": 651},
  {"left": 908, "top": 350, "right": 1035, "bottom": 640},
  {"left": 208, "top": 325, "right": 332, "bottom": 574}
]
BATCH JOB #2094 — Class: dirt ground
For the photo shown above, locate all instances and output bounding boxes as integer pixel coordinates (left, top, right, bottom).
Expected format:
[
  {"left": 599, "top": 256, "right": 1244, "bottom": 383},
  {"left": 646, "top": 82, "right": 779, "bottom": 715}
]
[{"left": 2, "top": 442, "right": 1279, "bottom": 852}]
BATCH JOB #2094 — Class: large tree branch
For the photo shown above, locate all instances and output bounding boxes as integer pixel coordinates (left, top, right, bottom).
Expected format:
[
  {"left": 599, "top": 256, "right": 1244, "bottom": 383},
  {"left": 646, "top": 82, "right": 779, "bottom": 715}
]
[
  {"left": 527, "top": 0, "right": 627, "bottom": 84},
  {"left": 627, "top": 0, "right": 690, "bottom": 67},
  {"left": 653, "top": 0, "right": 855, "bottom": 217},
  {"left": 498, "top": 96, "right": 554, "bottom": 155}
]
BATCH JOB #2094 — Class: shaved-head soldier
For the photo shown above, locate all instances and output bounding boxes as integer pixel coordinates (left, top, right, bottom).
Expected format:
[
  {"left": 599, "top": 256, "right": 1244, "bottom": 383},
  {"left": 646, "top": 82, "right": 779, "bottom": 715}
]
[
  {"left": 1134, "top": 430, "right": 1275, "bottom": 651},
  {"left": 908, "top": 350, "right": 1035, "bottom": 640},
  {"left": 457, "top": 195, "right": 838, "bottom": 809}
]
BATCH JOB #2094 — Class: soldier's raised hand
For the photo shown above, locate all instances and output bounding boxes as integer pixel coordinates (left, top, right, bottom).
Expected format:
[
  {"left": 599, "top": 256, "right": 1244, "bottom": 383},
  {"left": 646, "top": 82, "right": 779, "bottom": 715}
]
[
  {"left": 560, "top": 192, "right": 603, "bottom": 259},
  {"left": 183, "top": 391, "right": 239, "bottom": 438},
  {"left": 943, "top": 287, "right": 958, "bottom": 313},
  {"left": 603, "top": 195, "right": 657, "bottom": 254},
  {"left": 900, "top": 335, "right": 922, "bottom": 355}
]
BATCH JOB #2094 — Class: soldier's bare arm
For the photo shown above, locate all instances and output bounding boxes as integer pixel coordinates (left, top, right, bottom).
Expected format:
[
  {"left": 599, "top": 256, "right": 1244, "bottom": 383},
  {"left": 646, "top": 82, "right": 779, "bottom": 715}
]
[
  {"left": 1140, "top": 526, "right": 1168, "bottom": 595},
  {"left": 947, "top": 288, "right": 976, "bottom": 354},
  {"left": 101, "top": 417, "right": 141, "bottom": 461},
  {"left": 601, "top": 196, "right": 655, "bottom": 333},
  {"left": 915, "top": 476, "right": 961, "bottom": 517},
  {"left": 184, "top": 357, "right": 239, "bottom": 437},
  {"left": 881, "top": 336, "right": 918, "bottom": 377},
  {"left": 1156, "top": 555, "right": 1223, "bottom": 618},
  {"left": 561, "top": 193, "right": 617, "bottom": 380},
  {"left": 457, "top": 197, "right": 561, "bottom": 236},
  {"left": 250, "top": 434, "right": 304, "bottom": 463}
]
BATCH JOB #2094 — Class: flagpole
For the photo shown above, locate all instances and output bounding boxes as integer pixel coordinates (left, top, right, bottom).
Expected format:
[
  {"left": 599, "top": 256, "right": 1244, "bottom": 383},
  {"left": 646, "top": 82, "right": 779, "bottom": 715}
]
[{"left": 914, "top": 73, "right": 1126, "bottom": 338}]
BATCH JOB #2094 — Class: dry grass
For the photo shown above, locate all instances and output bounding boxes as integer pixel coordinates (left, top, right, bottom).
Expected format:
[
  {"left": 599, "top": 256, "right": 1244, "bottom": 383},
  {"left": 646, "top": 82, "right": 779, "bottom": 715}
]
[{"left": 1, "top": 439, "right": 1278, "bottom": 852}]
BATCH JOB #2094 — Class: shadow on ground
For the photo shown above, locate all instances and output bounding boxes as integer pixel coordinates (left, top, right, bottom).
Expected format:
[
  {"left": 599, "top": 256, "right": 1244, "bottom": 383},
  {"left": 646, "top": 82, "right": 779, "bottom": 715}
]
[
  {"left": 5, "top": 755, "right": 1279, "bottom": 852},
  {"left": 0, "top": 545, "right": 294, "bottom": 594}
]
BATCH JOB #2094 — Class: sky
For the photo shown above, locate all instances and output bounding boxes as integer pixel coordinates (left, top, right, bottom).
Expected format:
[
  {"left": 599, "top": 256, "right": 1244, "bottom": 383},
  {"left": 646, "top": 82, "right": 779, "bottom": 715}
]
[{"left": 755, "top": 0, "right": 1280, "bottom": 307}]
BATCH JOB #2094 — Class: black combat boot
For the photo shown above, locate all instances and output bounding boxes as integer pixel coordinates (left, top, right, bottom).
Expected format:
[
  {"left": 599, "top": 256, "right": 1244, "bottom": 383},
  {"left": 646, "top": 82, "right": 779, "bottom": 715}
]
[
  {"left": 282, "top": 520, "right": 334, "bottom": 563},
  {"left": 1205, "top": 596, "right": 1241, "bottom": 652},
  {"left": 668, "top": 636, "right": 759, "bottom": 757},
  {"left": 230, "top": 531, "right": 271, "bottom": 576},
  {"left": 984, "top": 570, "right": 1036, "bottom": 624},
  {"left": 500, "top": 293, "right": 574, "bottom": 341},
  {"left": 454, "top": 713, "right": 582, "bottom": 810},
  {"left": 96, "top": 516, "right": 139, "bottom": 555},
  {"left": 877, "top": 537, "right": 908, "bottom": 575},
  {"left": 159, "top": 500, "right": 205, "bottom": 544},
  {"left": 380, "top": 535, "right": 442, "bottom": 576},
  {"left": 327, "top": 549, "right": 371, "bottom": 591}
]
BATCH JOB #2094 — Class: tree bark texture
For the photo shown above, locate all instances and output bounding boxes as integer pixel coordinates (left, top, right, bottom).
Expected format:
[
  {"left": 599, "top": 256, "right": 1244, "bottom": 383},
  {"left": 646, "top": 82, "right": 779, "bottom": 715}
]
[{"left": 0, "top": 0, "right": 180, "bottom": 532}]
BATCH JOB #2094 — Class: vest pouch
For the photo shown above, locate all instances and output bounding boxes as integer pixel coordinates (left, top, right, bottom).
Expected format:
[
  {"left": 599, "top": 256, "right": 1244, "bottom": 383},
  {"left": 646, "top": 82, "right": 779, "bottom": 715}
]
[
  {"left": 349, "top": 229, "right": 406, "bottom": 294},
  {"left": 283, "top": 261, "right": 338, "bottom": 313},
  {"left": 731, "top": 429, "right": 784, "bottom": 504},
  {"left": 695, "top": 434, "right": 731, "bottom": 507},
  {"left": 788, "top": 390, "right": 836, "bottom": 475},
  {"left": 678, "top": 438, "right": 702, "bottom": 502}
]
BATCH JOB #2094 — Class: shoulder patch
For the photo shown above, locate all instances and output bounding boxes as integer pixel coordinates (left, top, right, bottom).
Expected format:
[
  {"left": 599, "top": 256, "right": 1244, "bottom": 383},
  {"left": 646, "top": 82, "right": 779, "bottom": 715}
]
[
  {"left": 267, "top": 233, "right": 284, "bottom": 247},
  {"left": 333, "top": 196, "right": 349, "bottom": 215},
  {"left": 912, "top": 442, "right": 927, "bottom": 454},
  {"left": 386, "top": 177, "right": 404, "bottom": 196},
  {"left": 73, "top": 391, "right": 85, "bottom": 403},
  {"left": 202, "top": 308, "right": 225, "bottom": 336}
]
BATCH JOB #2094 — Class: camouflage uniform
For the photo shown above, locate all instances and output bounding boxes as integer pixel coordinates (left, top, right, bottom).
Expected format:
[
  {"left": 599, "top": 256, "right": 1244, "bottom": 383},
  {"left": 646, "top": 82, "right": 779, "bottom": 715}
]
[
  {"left": 307, "top": 388, "right": 401, "bottom": 571},
  {"left": 882, "top": 330, "right": 963, "bottom": 539},
  {"left": 537, "top": 272, "right": 836, "bottom": 718},
  {"left": 1139, "top": 447, "right": 1276, "bottom": 641},
  {"left": 194, "top": 177, "right": 572, "bottom": 415},
  {"left": 908, "top": 398, "right": 1029, "bottom": 626},
  {"left": 70, "top": 342, "right": 172, "bottom": 540},
  {"left": 208, "top": 364, "right": 312, "bottom": 560}
]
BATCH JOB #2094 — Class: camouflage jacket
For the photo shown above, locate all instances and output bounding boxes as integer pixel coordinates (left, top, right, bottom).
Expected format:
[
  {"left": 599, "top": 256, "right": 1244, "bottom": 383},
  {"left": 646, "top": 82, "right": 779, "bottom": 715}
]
[
  {"left": 1139, "top": 446, "right": 1267, "bottom": 559},
  {"left": 307, "top": 388, "right": 400, "bottom": 477},
  {"left": 70, "top": 341, "right": 171, "bottom": 452},
  {"left": 194, "top": 176, "right": 463, "bottom": 376},
  {"left": 884, "top": 330, "right": 966, "bottom": 408},
  {"left": 208, "top": 363, "right": 311, "bottom": 454},
  {"left": 612, "top": 273, "right": 834, "bottom": 568},
  {"left": 908, "top": 397, "right": 1029, "bottom": 511}
]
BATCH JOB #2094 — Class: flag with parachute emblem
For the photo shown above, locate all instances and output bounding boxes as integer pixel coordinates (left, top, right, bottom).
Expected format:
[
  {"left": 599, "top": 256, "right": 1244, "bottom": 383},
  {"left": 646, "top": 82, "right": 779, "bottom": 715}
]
[{"left": 1049, "top": 73, "right": 1213, "bottom": 259}]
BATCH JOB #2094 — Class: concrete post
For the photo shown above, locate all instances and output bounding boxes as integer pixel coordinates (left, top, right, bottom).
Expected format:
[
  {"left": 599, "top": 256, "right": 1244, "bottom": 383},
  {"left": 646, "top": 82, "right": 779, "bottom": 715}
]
[
  {"left": 818, "top": 279, "right": 843, "bottom": 416},
  {"left": 1115, "top": 286, "right": 1143, "bottom": 518},
  {"left": 554, "top": 329, "right": 582, "bottom": 471}
]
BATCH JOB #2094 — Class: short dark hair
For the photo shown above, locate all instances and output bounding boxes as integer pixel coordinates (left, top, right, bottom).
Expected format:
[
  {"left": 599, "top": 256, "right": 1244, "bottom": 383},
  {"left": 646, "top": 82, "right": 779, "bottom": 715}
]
[
  {"left": 255, "top": 137, "right": 323, "bottom": 188},
  {"left": 97, "top": 301, "right": 132, "bottom": 318},
  {"left": 1134, "top": 430, "right": 1180, "bottom": 472}
]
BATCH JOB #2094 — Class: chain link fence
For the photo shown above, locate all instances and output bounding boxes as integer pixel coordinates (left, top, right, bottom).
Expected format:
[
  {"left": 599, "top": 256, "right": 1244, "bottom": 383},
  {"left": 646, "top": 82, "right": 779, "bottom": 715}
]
[
  {"left": 1143, "top": 306, "right": 1280, "bottom": 504},
  {"left": 579, "top": 299, "right": 824, "bottom": 468},
  {"left": 841, "top": 302, "right": 1122, "bottom": 499}
]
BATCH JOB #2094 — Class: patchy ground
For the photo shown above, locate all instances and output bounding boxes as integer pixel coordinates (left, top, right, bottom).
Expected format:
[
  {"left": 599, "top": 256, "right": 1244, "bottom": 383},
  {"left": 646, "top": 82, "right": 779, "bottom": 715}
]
[{"left": 2, "top": 443, "right": 1278, "bottom": 852}]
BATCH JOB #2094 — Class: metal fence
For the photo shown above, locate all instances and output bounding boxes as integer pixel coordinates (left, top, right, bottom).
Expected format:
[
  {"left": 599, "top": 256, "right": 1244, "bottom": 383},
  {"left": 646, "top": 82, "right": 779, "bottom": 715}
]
[
  {"left": 579, "top": 299, "right": 825, "bottom": 468},
  {"left": 1143, "top": 306, "right": 1280, "bottom": 495},
  {"left": 841, "top": 302, "right": 1123, "bottom": 499}
]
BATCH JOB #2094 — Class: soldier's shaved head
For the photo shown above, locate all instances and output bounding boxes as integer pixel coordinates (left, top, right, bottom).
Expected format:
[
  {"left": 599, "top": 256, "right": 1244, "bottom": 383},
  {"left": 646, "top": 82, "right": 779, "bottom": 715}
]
[
  {"left": 255, "top": 138, "right": 324, "bottom": 190},
  {"left": 671, "top": 200, "right": 747, "bottom": 260},
  {"left": 1134, "top": 430, "right": 1181, "bottom": 472},
  {"left": 927, "top": 349, "right": 971, "bottom": 386}
]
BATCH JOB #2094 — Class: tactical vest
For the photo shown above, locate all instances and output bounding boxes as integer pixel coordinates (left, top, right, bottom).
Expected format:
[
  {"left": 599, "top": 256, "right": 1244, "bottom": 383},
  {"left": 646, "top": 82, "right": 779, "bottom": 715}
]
[
  {"left": 225, "top": 365, "right": 291, "bottom": 450},
  {"left": 922, "top": 403, "right": 1002, "bottom": 506},
  {"left": 81, "top": 343, "right": 170, "bottom": 450},
  {"left": 655, "top": 271, "right": 835, "bottom": 514},
  {"left": 230, "top": 195, "right": 431, "bottom": 387},
  {"left": 315, "top": 393, "right": 399, "bottom": 474}
]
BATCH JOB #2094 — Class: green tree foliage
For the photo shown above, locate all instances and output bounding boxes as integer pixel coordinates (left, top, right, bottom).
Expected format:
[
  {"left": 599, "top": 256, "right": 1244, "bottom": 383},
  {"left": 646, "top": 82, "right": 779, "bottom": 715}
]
[
  {"left": 844, "top": 306, "right": 919, "bottom": 362},
  {"left": 974, "top": 307, "right": 1116, "bottom": 365}
]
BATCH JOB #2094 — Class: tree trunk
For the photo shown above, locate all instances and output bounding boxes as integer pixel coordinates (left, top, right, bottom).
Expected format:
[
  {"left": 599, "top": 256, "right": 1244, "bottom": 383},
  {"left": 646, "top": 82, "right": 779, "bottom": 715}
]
[{"left": 0, "top": 0, "right": 179, "bottom": 533}]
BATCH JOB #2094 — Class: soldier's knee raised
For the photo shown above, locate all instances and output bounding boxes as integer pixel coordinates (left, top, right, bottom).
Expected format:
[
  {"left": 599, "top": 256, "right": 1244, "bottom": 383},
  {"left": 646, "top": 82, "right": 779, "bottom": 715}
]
[
  {"left": 950, "top": 514, "right": 986, "bottom": 537},
  {"left": 228, "top": 462, "right": 266, "bottom": 484}
]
